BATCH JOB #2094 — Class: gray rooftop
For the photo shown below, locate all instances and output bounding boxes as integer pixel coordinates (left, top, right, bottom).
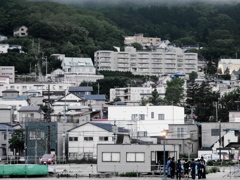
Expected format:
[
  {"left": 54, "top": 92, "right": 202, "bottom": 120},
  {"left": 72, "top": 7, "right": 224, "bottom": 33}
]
[
  {"left": 18, "top": 106, "right": 42, "bottom": 113},
  {"left": 69, "top": 86, "right": 93, "bottom": 92},
  {"left": 2, "top": 89, "right": 19, "bottom": 93},
  {"left": 84, "top": 95, "right": 106, "bottom": 101},
  {"left": 68, "top": 122, "right": 129, "bottom": 133}
]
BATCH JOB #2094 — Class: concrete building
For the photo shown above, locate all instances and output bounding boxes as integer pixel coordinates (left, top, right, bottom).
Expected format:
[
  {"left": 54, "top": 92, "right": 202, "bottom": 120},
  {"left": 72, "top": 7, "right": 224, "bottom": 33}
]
[
  {"left": 0, "top": 76, "right": 10, "bottom": 84},
  {"left": 124, "top": 33, "right": 161, "bottom": 47},
  {"left": 0, "top": 105, "right": 15, "bottom": 123},
  {"left": 0, "top": 66, "right": 15, "bottom": 83},
  {"left": 0, "top": 124, "right": 14, "bottom": 160},
  {"left": 0, "top": 35, "right": 7, "bottom": 42},
  {"left": 97, "top": 144, "right": 180, "bottom": 174},
  {"left": 18, "top": 106, "right": 45, "bottom": 123},
  {"left": 94, "top": 105, "right": 184, "bottom": 137},
  {"left": 0, "top": 44, "right": 9, "bottom": 53},
  {"left": 94, "top": 46, "right": 198, "bottom": 76}
]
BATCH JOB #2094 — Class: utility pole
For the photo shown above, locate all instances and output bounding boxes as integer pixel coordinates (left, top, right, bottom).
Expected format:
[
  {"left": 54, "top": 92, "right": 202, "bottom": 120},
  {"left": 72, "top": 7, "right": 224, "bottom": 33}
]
[
  {"left": 62, "top": 89, "right": 67, "bottom": 163},
  {"left": 45, "top": 84, "right": 51, "bottom": 154}
]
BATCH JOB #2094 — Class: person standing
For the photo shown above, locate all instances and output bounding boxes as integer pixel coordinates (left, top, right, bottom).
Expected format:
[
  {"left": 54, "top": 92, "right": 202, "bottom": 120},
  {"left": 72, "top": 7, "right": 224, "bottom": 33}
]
[
  {"left": 183, "top": 159, "right": 190, "bottom": 180},
  {"left": 201, "top": 157, "right": 206, "bottom": 179},
  {"left": 170, "top": 157, "right": 176, "bottom": 179},
  {"left": 197, "top": 159, "right": 202, "bottom": 179},
  {"left": 166, "top": 157, "right": 172, "bottom": 177},
  {"left": 176, "top": 159, "right": 182, "bottom": 180},
  {"left": 190, "top": 159, "right": 196, "bottom": 180}
]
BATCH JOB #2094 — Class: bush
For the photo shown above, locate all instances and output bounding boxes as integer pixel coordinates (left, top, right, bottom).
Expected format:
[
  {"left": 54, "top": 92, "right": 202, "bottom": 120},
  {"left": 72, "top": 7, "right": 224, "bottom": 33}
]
[
  {"left": 207, "top": 160, "right": 215, "bottom": 166},
  {"left": 119, "top": 172, "right": 138, "bottom": 177},
  {"left": 206, "top": 166, "right": 220, "bottom": 174},
  {"left": 67, "top": 158, "right": 97, "bottom": 164}
]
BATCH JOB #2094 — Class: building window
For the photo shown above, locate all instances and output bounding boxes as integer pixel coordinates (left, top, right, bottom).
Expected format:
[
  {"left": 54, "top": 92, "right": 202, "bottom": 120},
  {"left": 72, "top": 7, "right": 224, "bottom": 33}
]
[
  {"left": 177, "top": 127, "right": 186, "bottom": 138},
  {"left": 84, "top": 152, "right": 93, "bottom": 159},
  {"left": 69, "top": 137, "right": 78, "bottom": 141},
  {"left": 102, "top": 152, "right": 120, "bottom": 162},
  {"left": 151, "top": 112, "right": 154, "bottom": 119},
  {"left": 126, "top": 152, "right": 145, "bottom": 162},
  {"left": 158, "top": 114, "right": 165, "bottom": 120},
  {"left": 132, "top": 114, "right": 145, "bottom": 120},
  {"left": 211, "top": 129, "right": 220, "bottom": 136},
  {"left": 84, "top": 137, "right": 93, "bottom": 141},
  {"left": 99, "top": 137, "right": 109, "bottom": 141},
  {"left": 139, "top": 114, "right": 145, "bottom": 120},
  {"left": 29, "top": 131, "right": 45, "bottom": 140}
]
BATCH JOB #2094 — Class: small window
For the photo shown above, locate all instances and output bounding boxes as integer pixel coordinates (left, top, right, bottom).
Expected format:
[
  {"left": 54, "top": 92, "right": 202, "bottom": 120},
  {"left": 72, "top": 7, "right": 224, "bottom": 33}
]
[
  {"left": 69, "top": 137, "right": 78, "bottom": 141},
  {"left": 211, "top": 129, "right": 219, "bottom": 136},
  {"left": 151, "top": 112, "right": 154, "bottom": 118},
  {"left": 84, "top": 137, "right": 93, "bottom": 141},
  {"left": 139, "top": 114, "right": 145, "bottom": 120},
  {"left": 99, "top": 137, "right": 108, "bottom": 141},
  {"left": 158, "top": 114, "right": 165, "bottom": 120},
  {"left": 126, "top": 152, "right": 144, "bottom": 162},
  {"left": 102, "top": 152, "right": 120, "bottom": 162},
  {"left": 29, "top": 131, "right": 45, "bottom": 140}
]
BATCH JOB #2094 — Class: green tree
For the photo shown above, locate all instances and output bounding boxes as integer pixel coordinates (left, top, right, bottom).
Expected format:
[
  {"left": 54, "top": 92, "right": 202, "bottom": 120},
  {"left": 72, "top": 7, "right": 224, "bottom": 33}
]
[
  {"left": 148, "top": 89, "right": 162, "bottom": 105},
  {"left": 188, "top": 71, "right": 198, "bottom": 83},
  {"left": 164, "top": 78, "right": 184, "bottom": 105},
  {"left": 9, "top": 129, "right": 25, "bottom": 155}
]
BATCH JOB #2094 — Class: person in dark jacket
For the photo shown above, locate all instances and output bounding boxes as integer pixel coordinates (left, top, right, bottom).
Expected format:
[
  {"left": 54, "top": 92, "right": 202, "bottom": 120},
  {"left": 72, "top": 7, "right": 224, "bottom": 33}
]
[
  {"left": 170, "top": 157, "right": 176, "bottom": 179},
  {"left": 183, "top": 159, "right": 190, "bottom": 180},
  {"left": 201, "top": 157, "right": 206, "bottom": 179},
  {"left": 176, "top": 159, "right": 182, "bottom": 180},
  {"left": 190, "top": 159, "right": 196, "bottom": 180}
]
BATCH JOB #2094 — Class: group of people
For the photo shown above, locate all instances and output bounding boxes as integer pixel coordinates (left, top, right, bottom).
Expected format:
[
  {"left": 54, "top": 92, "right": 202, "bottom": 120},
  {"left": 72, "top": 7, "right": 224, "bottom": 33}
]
[{"left": 166, "top": 157, "right": 206, "bottom": 180}]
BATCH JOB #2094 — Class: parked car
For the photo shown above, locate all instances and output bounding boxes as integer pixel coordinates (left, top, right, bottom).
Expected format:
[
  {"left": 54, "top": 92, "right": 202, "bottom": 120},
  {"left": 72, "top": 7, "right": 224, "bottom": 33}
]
[{"left": 40, "top": 154, "right": 56, "bottom": 164}]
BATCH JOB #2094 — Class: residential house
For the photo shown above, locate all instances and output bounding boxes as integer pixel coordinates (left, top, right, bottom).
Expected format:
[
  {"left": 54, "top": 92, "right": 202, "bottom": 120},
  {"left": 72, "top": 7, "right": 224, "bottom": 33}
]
[
  {"left": 68, "top": 86, "right": 93, "bottom": 97},
  {"left": 67, "top": 122, "right": 129, "bottom": 160},
  {"left": 94, "top": 46, "right": 198, "bottom": 76},
  {"left": 167, "top": 124, "right": 199, "bottom": 158},
  {"left": 0, "top": 44, "right": 9, "bottom": 53},
  {"left": 0, "top": 105, "right": 15, "bottom": 123},
  {"left": 23, "top": 89, "right": 41, "bottom": 97},
  {"left": 2, "top": 89, "right": 19, "bottom": 99},
  {"left": 0, "top": 35, "right": 7, "bottom": 42},
  {"left": 97, "top": 144, "right": 180, "bottom": 174},
  {"left": 83, "top": 94, "right": 106, "bottom": 111},
  {"left": 18, "top": 106, "right": 44, "bottom": 124},
  {"left": 13, "top": 25, "right": 28, "bottom": 37},
  {"left": 0, "top": 66, "right": 15, "bottom": 83},
  {"left": 0, "top": 124, "right": 14, "bottom": 160},
  {"left": 93, "top": 105, "right": 184, "bottom": 138},
  {"left": 0, "top": 76, "right": 10, "bottom": 84}
]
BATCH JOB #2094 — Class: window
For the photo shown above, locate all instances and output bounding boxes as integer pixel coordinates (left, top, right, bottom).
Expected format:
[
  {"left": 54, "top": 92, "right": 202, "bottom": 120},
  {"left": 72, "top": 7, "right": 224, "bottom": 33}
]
[
  {"left": 29, "top": 131, "right": 45, "bottom": 140},
  {"left": 84, "top": 152, "right": 93, "bottom": 159},
  {"left": 99, "top": 137, "right": 108, "bottom": 141},
  {"left": 158, "top": 114, "right": 165, "bottom": 120},
  {"left": 132, "top": 114, "right": 145, "bottom": 120},
  {"left": 211, "top": 129, "right": 220, "bottom": 136},
  {"left": 151, "top": 112, "right": 154, "bottom": 119},
  {"left": 127, "top": 152, "right": 144, "bottom": 162},
  {"left": 131, "top": 114, "right": 138, "bottom": 120},
  {"left": 69, "top": 137, "right": 78, "bottom": 141},
  {"left": 139, "top": 114, "right": 145, "bottom": 120},
  {"left": 177, "top": 127, "right": 186, "bottom": 138},
  {"left": 84, "top": 137, "right": 93, "bottom": 141},
  {"left": 102, "top": 152, "right": 120, "bottom": 162}
]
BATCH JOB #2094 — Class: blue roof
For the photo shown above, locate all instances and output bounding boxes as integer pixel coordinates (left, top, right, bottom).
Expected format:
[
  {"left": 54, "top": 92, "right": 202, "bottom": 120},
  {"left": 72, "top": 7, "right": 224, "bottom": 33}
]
[
  {"left": 25, "top": 89, "right": 40, "bottom": 93},
  {"left": 84, "top": 95, "right": 106, "bottom": 100},
  {"left": 0, "top": 124, "right": 14, "bottom": 131},
  {"left": 68, "top": 122, "right": 129, "bottom": 133},
  {"left": 15, "top": 96, "right": 29, "bottom": 100},
  {"left": 69, "top": 86, "right": 93, "bottom": 92}
]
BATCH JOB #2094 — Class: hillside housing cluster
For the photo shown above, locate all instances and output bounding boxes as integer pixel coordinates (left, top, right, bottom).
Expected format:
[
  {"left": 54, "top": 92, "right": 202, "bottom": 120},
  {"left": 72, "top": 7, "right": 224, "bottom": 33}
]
[{"left": 1, "top": 30, "right": 240, "bottom": 173}]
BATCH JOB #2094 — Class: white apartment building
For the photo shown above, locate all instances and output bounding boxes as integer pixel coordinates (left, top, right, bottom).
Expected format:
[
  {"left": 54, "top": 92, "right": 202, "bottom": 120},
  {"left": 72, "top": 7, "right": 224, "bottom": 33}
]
[
  {"left": 94, "top": 46, "right": 198, "bottom": 76},
  {"left": 109, "top": 86, "right": 166, "bottom": 104},
  {"left": 0, "top": 66, "right": 15, "bottom": 83},
  {"left": 124, "top": 33, "right": 161, "bottom": 47},
  {"left": 95, "top": 105, "right": 184, "bottom": 137},
  {"left": 0, "top": 83, "right": 72, "bottom": 97},
  {"left": 0, "top": 44, "right": 9, "bottom": 53}
]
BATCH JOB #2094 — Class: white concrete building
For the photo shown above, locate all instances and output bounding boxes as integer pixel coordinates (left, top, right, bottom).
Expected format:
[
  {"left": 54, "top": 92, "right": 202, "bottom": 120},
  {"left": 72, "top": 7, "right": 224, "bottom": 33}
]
[
  {"left": 0, "top": 35, "right": 7, "bottom": 42},
  {"left": 13, "top": 25, "right": 28, "bottom": 37},
  {"left": 97, "top": 105, "right": 184, "bottom": 137},
  {"left": 94, "top": 46, "right": 198, "bottom": 76},
  {"left": 0, "top": 66, "right": 15, "bottom": 83}
]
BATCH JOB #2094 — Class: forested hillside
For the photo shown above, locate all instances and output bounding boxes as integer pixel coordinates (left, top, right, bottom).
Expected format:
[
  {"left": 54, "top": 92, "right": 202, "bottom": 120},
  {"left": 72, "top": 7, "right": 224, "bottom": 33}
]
[{"left": 0, "top": 0, "right": 240, "bottom": 74}]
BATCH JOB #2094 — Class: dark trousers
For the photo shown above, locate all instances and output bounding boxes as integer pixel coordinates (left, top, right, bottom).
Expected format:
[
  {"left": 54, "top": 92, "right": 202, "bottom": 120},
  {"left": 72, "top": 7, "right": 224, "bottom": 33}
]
[
  {"left": 176, "top": 170, "right": 181, "bottom": 179},
  {"left": 191, "top": 170, "right": 196, "bottom": 180},
  {"left": 171, "top": 169, "right": 175, "bottom": 179},
  {"left": 198, "top": 169, "right": 202, "bottom": 179}
]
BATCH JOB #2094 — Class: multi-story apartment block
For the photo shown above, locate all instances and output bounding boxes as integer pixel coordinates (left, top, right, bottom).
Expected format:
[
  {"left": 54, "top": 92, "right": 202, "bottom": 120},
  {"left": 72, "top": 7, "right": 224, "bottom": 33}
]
[
  {"left": 0, "top": 66, "right": 15, "bottom": 83},
  {"left": 218, "top": 59, "right": 240, "bottom": 75},
  {"left": 94, "top": 46, "right": 198, "bottom": 76},
  {"left": 124, "top": 33, "right": 161, "bottom": 47}
]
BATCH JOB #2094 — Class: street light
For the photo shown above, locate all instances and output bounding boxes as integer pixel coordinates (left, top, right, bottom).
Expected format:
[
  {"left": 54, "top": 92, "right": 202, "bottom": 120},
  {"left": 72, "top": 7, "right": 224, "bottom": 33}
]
[{"left": 162, "top": 130, "right": 167, "bottom": 180}]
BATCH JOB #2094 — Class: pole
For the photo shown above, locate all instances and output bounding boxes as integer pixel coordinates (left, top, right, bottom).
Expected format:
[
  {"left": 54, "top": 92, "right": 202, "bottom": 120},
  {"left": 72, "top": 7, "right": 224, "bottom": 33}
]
[
  {"left": 216, "top": 102, "right": 221, "bottom": 162},
  {"left": 63, "top": 89, "right": 66, "bottom": 163},
  {"left": 163, "top": 135, "right": 167, "bottom": 180},
  {"left": 47, "top": 84, "right": 51, "bottom": 154}
]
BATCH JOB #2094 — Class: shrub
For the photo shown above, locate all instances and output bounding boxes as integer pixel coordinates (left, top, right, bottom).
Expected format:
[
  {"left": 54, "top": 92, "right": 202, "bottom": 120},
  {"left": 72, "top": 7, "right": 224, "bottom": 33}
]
[
  {"left": 119, "top": 172, "right": 138, "bottom": 177},
  {"left": 207, "top": 160, "right": 215, "bottom": 166}
]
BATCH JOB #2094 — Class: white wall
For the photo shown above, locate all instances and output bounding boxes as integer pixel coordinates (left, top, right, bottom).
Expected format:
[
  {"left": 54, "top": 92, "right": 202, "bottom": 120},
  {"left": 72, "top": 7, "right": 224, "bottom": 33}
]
[{"left": 106, "top": 106, "right": 184, "bottom": 136}]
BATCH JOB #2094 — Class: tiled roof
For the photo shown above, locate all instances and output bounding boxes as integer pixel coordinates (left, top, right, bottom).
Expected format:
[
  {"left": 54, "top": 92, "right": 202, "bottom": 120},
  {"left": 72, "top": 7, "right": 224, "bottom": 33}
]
[{"left": 18, "top": 106, "right": 42, "bottom": 113}]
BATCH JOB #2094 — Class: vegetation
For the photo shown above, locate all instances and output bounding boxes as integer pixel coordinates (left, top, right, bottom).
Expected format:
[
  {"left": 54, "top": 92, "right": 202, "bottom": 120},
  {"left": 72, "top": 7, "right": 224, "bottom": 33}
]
[
  {"left": 205, "top": 166, "right": 220, "bottom": 174},
  {"left": 119, "top": 172, "right": 138, "bottom": 177},
  {"left": 8, "top": 129, "right": 24, "bottom": 155}
]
